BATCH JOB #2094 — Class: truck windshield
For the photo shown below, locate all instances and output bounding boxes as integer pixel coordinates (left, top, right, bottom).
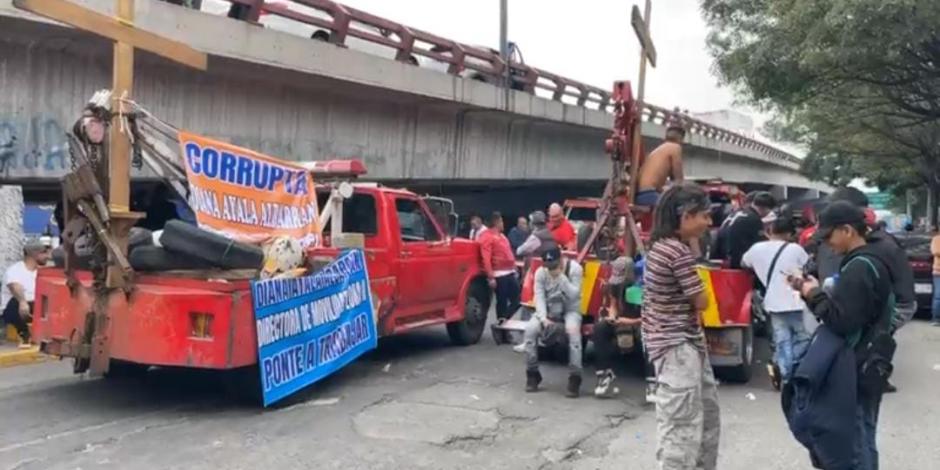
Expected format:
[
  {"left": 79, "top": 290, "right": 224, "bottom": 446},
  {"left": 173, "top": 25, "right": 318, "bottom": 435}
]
[
  {"left": 395, "top": 198, "right": 442, "bottom": 242},
  {"left": 315, "top": 192, "right": 378, "bottom": 236},
  {"left": 567, "top": 207, "right": 596, "bottom": 222}
]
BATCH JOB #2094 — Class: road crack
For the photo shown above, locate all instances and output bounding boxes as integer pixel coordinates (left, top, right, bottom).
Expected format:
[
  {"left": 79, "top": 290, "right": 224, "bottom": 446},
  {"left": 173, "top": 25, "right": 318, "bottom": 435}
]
[{"left": 538, "top": 410, "right": 636, "bottom": 467}]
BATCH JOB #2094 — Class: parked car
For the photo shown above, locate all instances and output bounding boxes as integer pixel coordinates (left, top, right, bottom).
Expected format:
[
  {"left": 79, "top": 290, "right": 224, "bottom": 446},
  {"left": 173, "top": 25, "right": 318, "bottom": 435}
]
[{"left": 894, "top": 232, "right": 933, "bottom": 318}]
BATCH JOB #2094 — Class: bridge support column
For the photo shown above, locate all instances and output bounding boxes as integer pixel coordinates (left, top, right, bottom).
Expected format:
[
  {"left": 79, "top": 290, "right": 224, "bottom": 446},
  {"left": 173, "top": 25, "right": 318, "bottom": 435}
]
[
  {"left": 770, "top": 185, "right": 788, "bottom": 203},
  {"left": 0, "top": 186, "right": 24, "bottom": 274}
]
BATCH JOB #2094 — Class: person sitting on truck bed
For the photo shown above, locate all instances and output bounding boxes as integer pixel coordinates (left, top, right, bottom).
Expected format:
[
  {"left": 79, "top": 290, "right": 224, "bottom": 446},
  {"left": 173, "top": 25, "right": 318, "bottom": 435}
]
[
  {"left": 479, "top": 212, "right": 521, "bottom": 323},
  {"left": 635, "top": 120, "right": 687, "bottom": 207},
  {"left": 548, "top": 203, "right": 577, "bottom": 250},
  {"left": 723, "top": 191, "right": 776, "bottom": 268},
  {"left": 592, "top": 256, "right": 640, "bottom": 398},
  {"left": 508, "top": 216, "right": 530, "bottom": 255},
  {"left": 523, "top": 246, "right": 584, "bottom": 397},
  {"left": 516, "top": 211, "right": 555, "bottom": 258}
]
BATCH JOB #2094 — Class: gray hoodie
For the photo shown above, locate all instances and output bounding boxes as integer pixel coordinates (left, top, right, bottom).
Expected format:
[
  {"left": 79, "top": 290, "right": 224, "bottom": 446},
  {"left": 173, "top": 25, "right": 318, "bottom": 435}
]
[{"left": 533, "top": 260, "right": 584, "bottom": 322}]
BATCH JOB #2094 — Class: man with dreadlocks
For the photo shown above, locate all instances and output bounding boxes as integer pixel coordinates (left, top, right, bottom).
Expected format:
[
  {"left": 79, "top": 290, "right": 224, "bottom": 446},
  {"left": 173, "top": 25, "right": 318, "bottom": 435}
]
[{"left": 642, "top": 182, "right": 721, "bottom": 470}]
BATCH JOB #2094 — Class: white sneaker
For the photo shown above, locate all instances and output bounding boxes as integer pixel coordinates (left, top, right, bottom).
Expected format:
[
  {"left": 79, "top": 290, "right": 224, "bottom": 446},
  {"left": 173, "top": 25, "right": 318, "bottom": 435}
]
[
  {"left": 644, "top": 379, "right": 657, "bottom": 404},
  {"left": 512, "top": 343, "right": 526, "bottom": 353},
  {"left": 594, "top": 369, "right": 616, "bottom": 398}
]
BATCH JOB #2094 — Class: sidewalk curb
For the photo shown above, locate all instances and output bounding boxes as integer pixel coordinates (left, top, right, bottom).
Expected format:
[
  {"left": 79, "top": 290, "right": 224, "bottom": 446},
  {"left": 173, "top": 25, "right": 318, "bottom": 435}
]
[{"left": 0, "top": 346, "right": 49, "bottom": 368}]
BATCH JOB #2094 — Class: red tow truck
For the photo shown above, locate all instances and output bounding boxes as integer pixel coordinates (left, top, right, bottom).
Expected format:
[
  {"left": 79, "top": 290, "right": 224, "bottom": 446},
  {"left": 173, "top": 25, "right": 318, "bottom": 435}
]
[{"left": 33, "top": 161, "right": 491, "bottom": 379}]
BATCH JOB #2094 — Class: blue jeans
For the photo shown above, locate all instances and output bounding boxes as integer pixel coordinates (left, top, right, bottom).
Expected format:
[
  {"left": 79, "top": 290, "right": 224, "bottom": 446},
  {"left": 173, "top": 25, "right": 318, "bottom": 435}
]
[
  {"left": 770, "top": 310, "right": 810, "bottom": 380},
  {"left": 932, "top": 276, "right": 940, "bottom": 322},
  {"left": 635, "top": 189, "right": 660, "bottom": 207},
  {"left": 852, "top": 396, "right": 881, "bottom": 470}
]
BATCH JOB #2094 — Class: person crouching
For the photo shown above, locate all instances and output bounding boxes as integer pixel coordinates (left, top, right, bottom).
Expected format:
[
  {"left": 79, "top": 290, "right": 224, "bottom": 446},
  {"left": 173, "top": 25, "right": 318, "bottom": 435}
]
[
  {"left": 523, "top": 245, "right": 584, "bottom": 397},
  {"left": 592, "top": 256, "right": 640, "bottom": 398}
]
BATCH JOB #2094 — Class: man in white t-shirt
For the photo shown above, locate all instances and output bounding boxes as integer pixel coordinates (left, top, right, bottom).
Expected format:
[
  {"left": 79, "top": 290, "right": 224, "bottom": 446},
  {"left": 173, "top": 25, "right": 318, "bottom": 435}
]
[
  {"left": 742, "top": 217, "right": 810, "bottom": 384},
  {"left": 3, "top": 240, "right": 51, "bottom": 346}
]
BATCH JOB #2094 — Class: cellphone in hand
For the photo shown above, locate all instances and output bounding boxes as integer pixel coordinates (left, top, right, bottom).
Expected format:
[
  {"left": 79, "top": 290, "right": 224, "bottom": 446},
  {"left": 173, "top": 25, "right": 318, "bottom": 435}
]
[{"left": 785, "top": 271, "right": 806, "bottom": 291}]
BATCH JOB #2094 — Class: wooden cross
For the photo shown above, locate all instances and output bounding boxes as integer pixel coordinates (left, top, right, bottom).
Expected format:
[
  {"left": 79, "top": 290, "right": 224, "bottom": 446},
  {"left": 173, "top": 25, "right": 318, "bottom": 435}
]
[
  {"left": 13, "top": 0, "right": 207, "bottom": 287},
  {"left": 627, "top": 0, "right": 656, "bottom": 202}
]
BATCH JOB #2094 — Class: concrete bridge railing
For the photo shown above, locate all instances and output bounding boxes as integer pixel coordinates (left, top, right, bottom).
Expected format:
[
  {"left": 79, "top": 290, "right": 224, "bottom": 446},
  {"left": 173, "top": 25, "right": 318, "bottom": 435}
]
[{"left": 214, "top": 0, "right": 800, "bottom": 169}]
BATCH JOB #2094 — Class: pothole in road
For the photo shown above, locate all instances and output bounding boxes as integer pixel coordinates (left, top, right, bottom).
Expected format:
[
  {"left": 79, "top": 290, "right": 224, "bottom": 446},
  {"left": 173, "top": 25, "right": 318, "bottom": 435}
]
[{"left": 353, "top": 401, "right": 500, "bottom": 445}]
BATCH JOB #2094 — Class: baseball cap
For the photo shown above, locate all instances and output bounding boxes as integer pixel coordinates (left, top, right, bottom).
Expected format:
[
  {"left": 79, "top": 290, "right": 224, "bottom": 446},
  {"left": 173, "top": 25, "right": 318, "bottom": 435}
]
[
  {"left": 608, "top": 256, "right": 634, "bottom": 285},
  {"left": 816, "top": 201, "right": 866, "bottom": 240},
  {"left": 23, "top": 236, "right": 51, "bottom": 255},
  {"left": 529, "top": 210, "right": 546, "bottom": 226},
  {"left": 541, "top": 245, "right": 562, "bottom": 269}
]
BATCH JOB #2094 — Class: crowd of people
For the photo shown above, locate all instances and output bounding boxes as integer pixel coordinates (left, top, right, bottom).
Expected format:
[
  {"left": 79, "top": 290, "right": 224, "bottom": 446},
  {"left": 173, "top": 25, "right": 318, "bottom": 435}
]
[{"left": 472, "top": 180, "right": 908, "bottom": 470}]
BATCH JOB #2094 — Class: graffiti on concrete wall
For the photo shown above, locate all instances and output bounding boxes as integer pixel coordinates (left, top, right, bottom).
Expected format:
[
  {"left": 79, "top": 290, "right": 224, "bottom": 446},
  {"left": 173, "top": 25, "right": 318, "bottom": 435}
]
[{"left": 0, "top": 115, "right": 69, "bottom": 179}]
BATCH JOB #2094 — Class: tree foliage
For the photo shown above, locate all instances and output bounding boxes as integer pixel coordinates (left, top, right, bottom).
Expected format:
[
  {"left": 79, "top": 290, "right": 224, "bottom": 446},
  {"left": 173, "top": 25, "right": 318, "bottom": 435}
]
[{"left": 700, "top": 0, "right": 940, "bottom": 222}]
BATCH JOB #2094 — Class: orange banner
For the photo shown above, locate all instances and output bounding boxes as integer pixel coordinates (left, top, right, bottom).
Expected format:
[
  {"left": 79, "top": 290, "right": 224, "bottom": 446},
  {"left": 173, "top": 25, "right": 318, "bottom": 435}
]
[{"left": 178, "top": 132, "right": 319, "bottom": 247}]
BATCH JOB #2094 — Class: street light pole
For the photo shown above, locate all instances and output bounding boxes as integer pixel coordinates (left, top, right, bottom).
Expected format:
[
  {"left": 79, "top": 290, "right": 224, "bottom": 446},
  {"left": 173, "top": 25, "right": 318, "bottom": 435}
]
[{"left": 499, "top": 0, "right": 510, "bottom": 106}]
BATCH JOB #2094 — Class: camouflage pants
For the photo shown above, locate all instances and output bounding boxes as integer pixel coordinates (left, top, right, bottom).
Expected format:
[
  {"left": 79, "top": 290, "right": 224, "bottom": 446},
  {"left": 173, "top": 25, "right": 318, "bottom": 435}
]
[{"left": 653, "top": 342, "right": 721, "bottom": 470}]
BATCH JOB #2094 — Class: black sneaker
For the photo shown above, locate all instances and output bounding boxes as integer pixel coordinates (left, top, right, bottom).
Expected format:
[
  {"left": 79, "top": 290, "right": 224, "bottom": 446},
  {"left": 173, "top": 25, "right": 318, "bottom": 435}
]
[
  {"left": 566, "top": 373, "right": 582, "bottom": 398},
  {"left": 884, "top": 381, "right": 897, "bottom": 393},
  {"left": 526, "top": 370, "right": 542, "bottom": 393}
]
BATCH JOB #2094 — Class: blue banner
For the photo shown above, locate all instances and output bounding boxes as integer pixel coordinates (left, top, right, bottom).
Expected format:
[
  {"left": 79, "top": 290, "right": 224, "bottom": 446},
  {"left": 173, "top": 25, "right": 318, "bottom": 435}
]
[{"left": 251, "top": 249, "right": 377, "bottom": 406}]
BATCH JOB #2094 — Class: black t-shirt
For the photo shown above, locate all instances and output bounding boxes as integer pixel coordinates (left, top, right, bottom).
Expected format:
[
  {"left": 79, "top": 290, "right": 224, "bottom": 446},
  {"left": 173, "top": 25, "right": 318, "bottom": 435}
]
[{"left": 725, "top": 208, "right": 764, "bottom": 269}]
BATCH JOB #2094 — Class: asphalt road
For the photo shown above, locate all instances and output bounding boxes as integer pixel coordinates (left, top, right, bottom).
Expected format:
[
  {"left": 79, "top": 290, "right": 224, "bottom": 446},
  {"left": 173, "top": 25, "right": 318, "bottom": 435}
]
[{"left": 0, "top": 320, "right": 937, "bottom": 470}]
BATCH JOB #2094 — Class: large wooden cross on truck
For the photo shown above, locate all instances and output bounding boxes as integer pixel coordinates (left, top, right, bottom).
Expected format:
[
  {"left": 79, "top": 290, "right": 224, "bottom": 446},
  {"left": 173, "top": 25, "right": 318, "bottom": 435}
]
[
  {"left": 13, "top": 0, "right": 207, "bottom": 373},
  {"left": 577, "top": 0, "right": 656, "bottom": 262}
]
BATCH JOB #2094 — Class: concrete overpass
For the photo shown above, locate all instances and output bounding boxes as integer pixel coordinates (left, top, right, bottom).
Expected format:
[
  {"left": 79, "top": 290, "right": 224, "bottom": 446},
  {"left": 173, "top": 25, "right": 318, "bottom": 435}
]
[{"left": 0, "top": 0, "right": 827, "bottom": 208}]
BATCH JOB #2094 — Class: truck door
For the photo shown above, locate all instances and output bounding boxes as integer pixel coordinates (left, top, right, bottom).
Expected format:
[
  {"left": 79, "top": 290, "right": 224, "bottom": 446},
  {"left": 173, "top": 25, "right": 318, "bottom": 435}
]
[{"left": 393, "top": 196, "right": 460, "bottom": 314}]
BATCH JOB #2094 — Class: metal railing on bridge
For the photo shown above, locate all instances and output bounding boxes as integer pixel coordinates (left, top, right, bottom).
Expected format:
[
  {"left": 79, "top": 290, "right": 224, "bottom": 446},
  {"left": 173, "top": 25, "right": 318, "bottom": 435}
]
[{"left": 212, "top": 0, "right": 800, "bottom": 169}]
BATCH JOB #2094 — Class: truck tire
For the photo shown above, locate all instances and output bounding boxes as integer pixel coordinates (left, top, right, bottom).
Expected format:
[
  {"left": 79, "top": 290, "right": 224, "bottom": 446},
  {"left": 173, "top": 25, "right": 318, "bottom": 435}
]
[
  {"left": 129, "top": 245, "right": 216, "bottom": 271},
  {"left": 222, "top": 365, "right": 263, "bottom": 405},
  {"left": 718, "top": 326, "right": 754, "bottom": 383},
  {"left": 128, "top": 227, "right": 154, "bottom": 250},
  {"left": 160, "top": 220, "right": 264, "bottom": 269},
  {"left": 103, "top": 360, "right": 149, "bottom": 379},
  {"left": 447, "top": 282, "right": 490, "bottom": 346}
]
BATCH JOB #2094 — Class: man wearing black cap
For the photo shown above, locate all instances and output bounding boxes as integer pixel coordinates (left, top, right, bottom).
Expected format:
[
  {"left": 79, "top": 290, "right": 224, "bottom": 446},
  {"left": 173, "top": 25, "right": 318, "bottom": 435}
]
[
  {"left": 522, "top": 246, "right": 584, "bottom": 397},
  {"left": 792, "top": 201, "right": 894, "bottom": 470},
  {"left": 811, "top": 187, "right": 914, "bottom": 393}
]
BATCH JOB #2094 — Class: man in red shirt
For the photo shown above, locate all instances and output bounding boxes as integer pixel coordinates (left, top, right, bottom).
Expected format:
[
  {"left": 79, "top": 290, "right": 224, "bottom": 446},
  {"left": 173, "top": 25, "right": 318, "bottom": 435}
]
[
  {"left": 479, "top": 212, "right": 521, "bottom": 322},
  {"left": 548, "top": 203, "right": 576, "bottom": 250}
]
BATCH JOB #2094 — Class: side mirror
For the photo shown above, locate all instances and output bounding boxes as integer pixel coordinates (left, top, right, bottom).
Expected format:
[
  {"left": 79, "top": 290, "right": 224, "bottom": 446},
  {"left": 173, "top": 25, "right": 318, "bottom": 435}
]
[{"left": 449, "top": 214, "right": 459, "bottom": 238}]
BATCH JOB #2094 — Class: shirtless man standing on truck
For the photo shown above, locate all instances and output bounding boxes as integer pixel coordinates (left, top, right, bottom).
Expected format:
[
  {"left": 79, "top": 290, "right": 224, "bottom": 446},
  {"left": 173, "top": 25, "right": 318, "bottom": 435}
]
[{"left": 635, "top": 120, "right": 687, "bottom": 207}]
